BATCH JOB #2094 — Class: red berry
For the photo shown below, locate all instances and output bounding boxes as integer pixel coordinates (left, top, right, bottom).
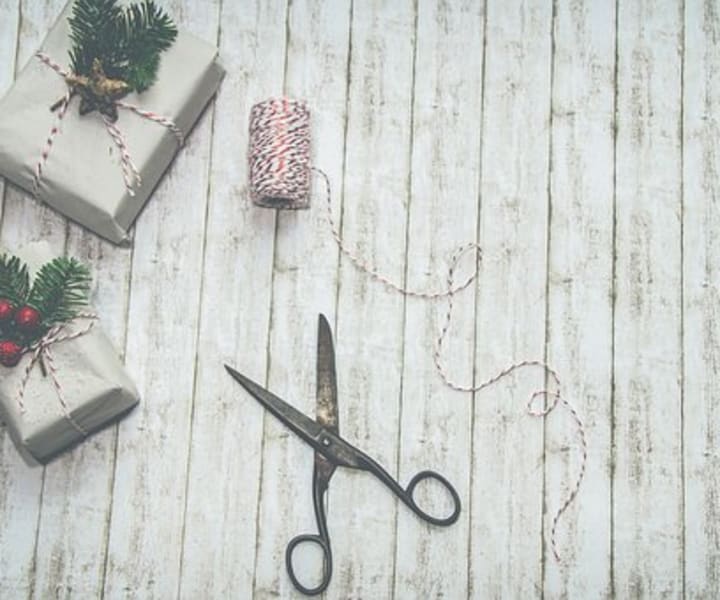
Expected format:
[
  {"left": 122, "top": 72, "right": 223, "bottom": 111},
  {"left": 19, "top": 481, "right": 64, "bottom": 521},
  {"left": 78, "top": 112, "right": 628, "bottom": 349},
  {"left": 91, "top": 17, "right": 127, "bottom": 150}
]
[
  {"left": 0, "top": 340, "right": 23, "bottom": 367},
  {"left": 0, "top": 299, "right": 14, "bottom": 323},
  {"left": 14, "top": 306, "right": 41, "bottom": 333}
]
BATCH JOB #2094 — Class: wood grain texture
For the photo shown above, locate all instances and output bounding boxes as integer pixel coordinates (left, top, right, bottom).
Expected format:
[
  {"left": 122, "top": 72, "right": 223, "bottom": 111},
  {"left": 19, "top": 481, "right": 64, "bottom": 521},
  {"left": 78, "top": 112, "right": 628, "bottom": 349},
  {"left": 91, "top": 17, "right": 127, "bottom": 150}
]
[
  {"left": 469, "top": 0, "right": 553, "bottom": 596},
  {"left": 177, "top": 1, "right": 286, "bottom": 598},
  {"left": 544, "top": 0, "right": 615, "bottom": 597},
  {"left": 330, "top": 1, "right": 416, "bottom": 597},
  {"left": 683, "top": 0, "right": 720, "bottom": 597},
  {"left": 26, "top": 1, "right": 136, "bottom": 595},
  {"left": 393, "top": 1, "right": 483, "bottom": 598},
  {"left": 613, "top": 0, "right": 684, "bottom": 597},
  {"left": 32, "top": 180, "right": 134, "bottom": 597},
  {"left": 1, "top": 0, "right": 69, "bottom": 248},
  {"left": 0, "top": 1, "right": 69, "bottom": 597},
  {"left": 251, "top": 1, "right": 350, "bottom": 598},
  {"left": 101, "top": 2, "right": 220, "bottom": 597},
  {"left": 0, "top": 0, "right": 18, "bottom": 227},
  {"left": 0, "top": 1, "right": 23, "bottom": 591},
  {"left": 0, "top": 0, "right": 718, "bottom": 597},
  {"left": 0, "top": 0, "right": 18, "bottom": 94}
]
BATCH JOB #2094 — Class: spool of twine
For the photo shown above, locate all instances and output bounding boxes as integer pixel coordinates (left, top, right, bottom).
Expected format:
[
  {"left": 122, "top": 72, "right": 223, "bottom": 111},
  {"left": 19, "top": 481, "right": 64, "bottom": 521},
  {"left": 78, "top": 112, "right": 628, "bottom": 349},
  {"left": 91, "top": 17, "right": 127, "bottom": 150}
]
[{"left": 248, "top": 97, "right": 311, "bottom": 209}]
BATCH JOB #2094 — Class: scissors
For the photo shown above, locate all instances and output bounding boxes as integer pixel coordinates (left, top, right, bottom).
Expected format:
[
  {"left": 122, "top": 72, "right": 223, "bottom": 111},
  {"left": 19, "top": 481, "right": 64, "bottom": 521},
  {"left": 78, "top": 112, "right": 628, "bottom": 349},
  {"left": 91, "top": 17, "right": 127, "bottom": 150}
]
[{"left": 225, "top": 314, "right": 461, "bottom": 595}]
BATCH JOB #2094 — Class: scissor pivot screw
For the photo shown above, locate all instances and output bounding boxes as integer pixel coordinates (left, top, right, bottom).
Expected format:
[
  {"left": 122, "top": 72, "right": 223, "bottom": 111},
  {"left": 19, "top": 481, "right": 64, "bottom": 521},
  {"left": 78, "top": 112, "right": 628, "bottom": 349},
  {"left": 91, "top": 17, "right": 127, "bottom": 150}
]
[{"left": 321, "top": 437, "right": 331, "bottom": 447}]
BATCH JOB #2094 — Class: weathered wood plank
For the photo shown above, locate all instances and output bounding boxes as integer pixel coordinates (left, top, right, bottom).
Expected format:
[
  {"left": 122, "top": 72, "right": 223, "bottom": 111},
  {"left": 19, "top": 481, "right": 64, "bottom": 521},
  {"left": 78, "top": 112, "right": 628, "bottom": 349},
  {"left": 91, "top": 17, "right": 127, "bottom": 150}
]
[
  {"left": 32, "top": 213, "right": 134, "bottom": 598},
  {"left": 0, "top": 0, "right": 18, "bottom": 93},
  {"left": 177, "top": 1, "right": 287, "bottom": 598},
  {"left": 25, "top": 2, "right": 136, "bottom": 595},
  {"left": 1, "top": 1, "right": 714, "bottom": 598},
  {"left": 393, "top": 1, "right": 483, "bottom": 598},
  {"left": 0, "top": 1, "right": 26, "bottom": 584},
  {"left": 613, "top": 0, "right": 684, "bottom": 596},
  {"left": 1, "top": 0, "right": 69, "bottom": 247},
  {"left": 250, "top": 1, "right": 351, "bottom": 598},
  {"left": 0, "top": 0, "right": 19, "bottom": 225},
  {"left": 469, "top": 0, "right": 553, "bottom": 597},
  {"left": 0, "top": 1, "right": 69, "bottom": 597},
  {"left": 544, "top": 0, "right": 615, "bottom": 597},
  {"left": 326, "top": 1, "right": 417, "bottom": 597},
  {"left": 683, "top": 0, "right": 720, "bottom": 597},
  {"left": 101, "top": 2, "right": 220, "bottom": 597}
]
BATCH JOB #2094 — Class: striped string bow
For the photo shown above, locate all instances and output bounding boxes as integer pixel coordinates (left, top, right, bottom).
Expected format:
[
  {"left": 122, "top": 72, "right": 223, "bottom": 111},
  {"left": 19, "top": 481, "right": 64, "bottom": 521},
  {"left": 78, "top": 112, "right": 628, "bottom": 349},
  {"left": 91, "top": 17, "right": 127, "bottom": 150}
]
[
  {"left": 32, "top": 52, "right": 184, "bottom": 199},
  {"left": 15, "top": 313, "right": 97, "bottom": 436},
  {"left": 248, "top": 97, "right": 588, "bottom": 563}
]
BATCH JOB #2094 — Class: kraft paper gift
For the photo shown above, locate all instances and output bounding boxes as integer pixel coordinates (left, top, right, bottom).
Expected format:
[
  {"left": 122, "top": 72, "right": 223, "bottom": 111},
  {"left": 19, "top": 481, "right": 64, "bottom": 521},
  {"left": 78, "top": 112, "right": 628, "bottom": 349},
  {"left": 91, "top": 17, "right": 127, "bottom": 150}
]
[
  {"left": 0, "top": 242, "right": 139, "bottom": 464},
  {"left": 0, "top": 1, "right": 225, "bottom": 244}
]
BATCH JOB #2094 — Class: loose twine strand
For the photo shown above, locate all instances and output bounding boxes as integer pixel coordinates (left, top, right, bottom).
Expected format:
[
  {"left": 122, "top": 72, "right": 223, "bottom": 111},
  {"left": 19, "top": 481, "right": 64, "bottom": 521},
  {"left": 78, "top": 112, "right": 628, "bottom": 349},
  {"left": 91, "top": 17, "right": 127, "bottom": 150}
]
[
  {"left": 313, "top": 168, "right": 587, "bottom": 562},
  {"left": 16, "top": 313, "right": 97, "bottom": 436},
  {"left": 32, "top": 52, "right": 183, "bottom": 198},
  {"left": 248, "top": 98, "right": 587, "bottom": 563}
]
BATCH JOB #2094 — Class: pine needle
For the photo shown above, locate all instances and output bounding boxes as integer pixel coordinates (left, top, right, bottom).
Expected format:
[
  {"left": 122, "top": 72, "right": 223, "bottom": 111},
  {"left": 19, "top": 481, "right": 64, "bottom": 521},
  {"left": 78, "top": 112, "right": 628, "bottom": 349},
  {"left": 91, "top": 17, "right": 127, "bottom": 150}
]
[
  {"left": 0, "top": 254, "right": 30, "bottom": 307},
  {"left": 27, "top": 258, "right": 91, "bottom": 326},
  {"left": 68, "top": 0, "right": 177, "bottom": 94}
]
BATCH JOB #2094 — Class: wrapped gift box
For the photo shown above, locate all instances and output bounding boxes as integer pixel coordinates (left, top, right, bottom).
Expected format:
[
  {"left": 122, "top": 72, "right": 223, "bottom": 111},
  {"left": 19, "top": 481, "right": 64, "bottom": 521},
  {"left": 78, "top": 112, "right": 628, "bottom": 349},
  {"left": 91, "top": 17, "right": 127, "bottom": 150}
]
[
  {"left": 0, "top": 242, "right": 139, "bottom": 463},
  {"left": 0, "top": 1, "right": 224, "bottom": 244}
]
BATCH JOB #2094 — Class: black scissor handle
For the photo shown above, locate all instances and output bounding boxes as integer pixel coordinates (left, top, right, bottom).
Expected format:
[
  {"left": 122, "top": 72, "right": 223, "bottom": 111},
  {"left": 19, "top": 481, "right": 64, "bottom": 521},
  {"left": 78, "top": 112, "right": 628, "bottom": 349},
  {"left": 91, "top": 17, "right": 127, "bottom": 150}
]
[
  {"left": 404, "top": 470, "right": 462, "bottom": 526},
  {"left": 356, "top": 450, "right": 461, "bottom": 527},
  {"left": 286, "top": 463, "right": 334, "bottom": 596},
  {"left": 285, "top": 533, "right": 332, "bottom": 596}
]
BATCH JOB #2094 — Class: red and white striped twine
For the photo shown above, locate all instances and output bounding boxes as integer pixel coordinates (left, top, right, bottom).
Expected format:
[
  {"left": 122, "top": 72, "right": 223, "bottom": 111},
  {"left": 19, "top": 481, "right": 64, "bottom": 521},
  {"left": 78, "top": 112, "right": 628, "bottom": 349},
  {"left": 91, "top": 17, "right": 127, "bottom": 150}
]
[
  {"left": 32, "top": 52, "right": 184, "bottom": 198},
  {"left": 32, "top": 88, "right": 71, "bottom": 196},
  {"left": 115, "top": 100, "right": 184, "bottom": 144},
  {"left": 16, "top": 313, "right": 97, "bottom": 437},
  {"left": 248, "top": 97, "right": 588, "bottom": 563},
  {"left": 101, "top": 115, "right": 142, "bottom": 193},
  {"left": 248, "top": 98, "right": 311, "bottom": 209}
]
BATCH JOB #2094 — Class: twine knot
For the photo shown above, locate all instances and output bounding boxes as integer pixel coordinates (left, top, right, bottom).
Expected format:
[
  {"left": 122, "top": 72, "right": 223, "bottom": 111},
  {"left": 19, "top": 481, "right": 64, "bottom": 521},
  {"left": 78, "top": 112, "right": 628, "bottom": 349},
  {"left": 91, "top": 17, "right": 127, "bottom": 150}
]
[
  {"left": 62, "top": 58, "right": 131, "bottom": 121},
  {"left": 32, "top": 52, "right": 184, "bottom": 199},
  {"left": 16, "top": 312, "right": 97, "bottom": 436}
]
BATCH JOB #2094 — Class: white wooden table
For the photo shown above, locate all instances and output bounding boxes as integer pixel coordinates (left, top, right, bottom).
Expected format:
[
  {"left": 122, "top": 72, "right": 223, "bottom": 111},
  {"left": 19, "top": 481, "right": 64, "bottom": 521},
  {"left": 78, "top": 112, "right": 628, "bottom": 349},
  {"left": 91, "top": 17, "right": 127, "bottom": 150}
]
[{"left": 0, "top": 0, "right": 718, "bottom": 598}]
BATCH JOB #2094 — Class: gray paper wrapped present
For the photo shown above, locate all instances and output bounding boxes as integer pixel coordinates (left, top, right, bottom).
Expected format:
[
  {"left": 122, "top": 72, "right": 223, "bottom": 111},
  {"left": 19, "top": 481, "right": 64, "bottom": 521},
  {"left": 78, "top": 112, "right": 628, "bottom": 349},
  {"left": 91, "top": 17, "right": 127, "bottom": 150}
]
[
  {"left": 0, "top": 1, "right": 224, "bottom": 244},
  {"left": 0, "top": 242, "right": 139, "bottom": 464}
]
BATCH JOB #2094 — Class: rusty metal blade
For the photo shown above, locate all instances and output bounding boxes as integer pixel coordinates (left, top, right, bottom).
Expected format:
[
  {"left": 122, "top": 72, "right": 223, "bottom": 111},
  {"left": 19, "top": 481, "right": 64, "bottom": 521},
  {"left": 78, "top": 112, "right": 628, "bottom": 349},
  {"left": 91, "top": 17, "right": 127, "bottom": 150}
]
[
  {"left": 225, "top": 365, "right": 322, "bottom": 444},
  {"left": 316, "top": 314, "right": 339, "bottom": 435}
]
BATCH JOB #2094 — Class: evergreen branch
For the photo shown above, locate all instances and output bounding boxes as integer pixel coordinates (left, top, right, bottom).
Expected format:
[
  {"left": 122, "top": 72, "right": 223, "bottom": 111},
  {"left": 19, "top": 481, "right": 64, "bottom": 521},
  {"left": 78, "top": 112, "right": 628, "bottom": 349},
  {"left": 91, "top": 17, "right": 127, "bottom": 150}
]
[
  {"left": 0, "top": 254, "right": 30, "bottom": 306},
  {"left": 125, "top": 53, "right": 159, "bottom": 93},
  {"left": 122, "top": 2, "right": 177, "bottom": 91},
  {"left": 67, "top": 0, "right": 177, "bottom": 96},
  {"left": 123, "top": 1, "right": 177, "bottom": 57},
  {"left": 68, "top": 0, "right": 123, "bottom": 75},
  {"left": 27, "top": 258, "right": 91, "bottom": 326}
]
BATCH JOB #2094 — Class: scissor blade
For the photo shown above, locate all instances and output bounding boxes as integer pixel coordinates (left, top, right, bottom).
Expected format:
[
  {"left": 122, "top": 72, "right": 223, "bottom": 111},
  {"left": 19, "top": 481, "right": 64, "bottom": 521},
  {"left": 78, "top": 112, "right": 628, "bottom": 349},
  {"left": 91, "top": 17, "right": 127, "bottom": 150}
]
[
  {"left": 316, "top": 314, "right": 339, "bottom": 434},
  {"left": 225, "top": 365, "right": 323, "bottom": 445}
]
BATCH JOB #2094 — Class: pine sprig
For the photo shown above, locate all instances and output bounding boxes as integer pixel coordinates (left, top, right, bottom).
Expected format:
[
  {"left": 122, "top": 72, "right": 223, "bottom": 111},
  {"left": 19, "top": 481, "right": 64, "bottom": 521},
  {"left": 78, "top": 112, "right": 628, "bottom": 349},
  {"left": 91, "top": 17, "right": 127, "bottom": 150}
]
[
  {"left": 68, "top": 0, "right": 123, "bottom": 78},
  {"left": 0, "top": 254, "right": 30, "bottom": 307},
  {"left": 120, "top": 2, "right": 177, "bottom": 92},
  {"left": 27, "top": 258, "right": 91, "bottom": 326},
  {"left": 66, "top": 0, "right": 177, "bottom": 115}
]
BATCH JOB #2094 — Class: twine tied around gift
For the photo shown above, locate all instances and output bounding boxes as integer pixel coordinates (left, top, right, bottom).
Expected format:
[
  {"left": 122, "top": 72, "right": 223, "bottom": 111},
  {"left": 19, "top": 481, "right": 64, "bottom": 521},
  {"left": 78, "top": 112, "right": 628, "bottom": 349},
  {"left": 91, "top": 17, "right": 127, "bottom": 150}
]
[
  {"left": 31, "top": 52, "right": 184, "bottom": 199},
  {"left": 15, "top": 312, "right": 97, "bottom": 436},
  {"left": 248, "top": 97, "right": 588, "bottom": 564}
]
